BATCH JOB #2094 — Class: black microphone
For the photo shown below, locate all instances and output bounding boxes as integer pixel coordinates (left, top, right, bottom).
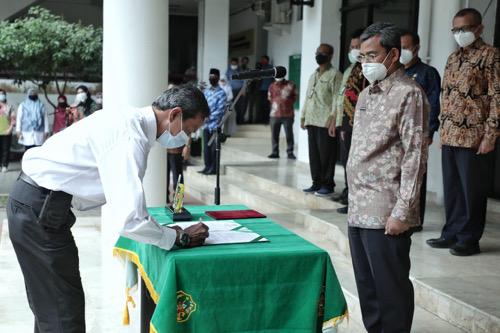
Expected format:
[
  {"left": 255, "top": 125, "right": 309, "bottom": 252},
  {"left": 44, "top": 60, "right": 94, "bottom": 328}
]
[{"left": 231, "top": 66, "right": 287, "bottom": 80}]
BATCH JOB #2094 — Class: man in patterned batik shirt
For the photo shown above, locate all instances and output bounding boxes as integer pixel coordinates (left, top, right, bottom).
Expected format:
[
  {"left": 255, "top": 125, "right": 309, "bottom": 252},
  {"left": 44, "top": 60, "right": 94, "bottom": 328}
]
[
  {"left": 347, "top": 23, "right": 429, "bottom": 333},
  {"left": 427, "top": 8, "right": 499, "bottom": 256}
]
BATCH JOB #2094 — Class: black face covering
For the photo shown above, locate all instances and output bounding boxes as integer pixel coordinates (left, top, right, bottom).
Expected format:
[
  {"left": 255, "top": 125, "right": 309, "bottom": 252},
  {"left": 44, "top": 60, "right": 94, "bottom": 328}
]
[
  {"left": 28, "top": 95, "right": 38, "bottom": 101},
  {"left": 209, "top": 78, "right": 219, "bottom": 86},
  {"left": 315, "top": 53, "right": 330, "bottom": 65}
]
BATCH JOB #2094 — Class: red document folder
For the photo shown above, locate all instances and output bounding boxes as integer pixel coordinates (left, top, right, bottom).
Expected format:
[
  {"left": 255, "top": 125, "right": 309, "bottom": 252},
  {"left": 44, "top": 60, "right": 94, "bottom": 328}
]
[{"left": 205, "top": 210, "right": 267, "bottom": 220}]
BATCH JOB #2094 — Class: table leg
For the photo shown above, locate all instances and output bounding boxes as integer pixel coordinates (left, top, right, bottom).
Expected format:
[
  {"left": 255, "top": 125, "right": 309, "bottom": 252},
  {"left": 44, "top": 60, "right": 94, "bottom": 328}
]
[{"left": 141, "top": 277, "right": 156, "bottom": 333}]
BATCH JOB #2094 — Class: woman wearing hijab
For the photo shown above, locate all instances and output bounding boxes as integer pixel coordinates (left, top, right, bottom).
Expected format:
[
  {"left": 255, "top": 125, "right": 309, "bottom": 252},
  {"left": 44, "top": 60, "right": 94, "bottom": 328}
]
[
  {"left": 52, "top": 95, "right": 69, "bottom": 134},
  {"left": 73, "top": 85, "right": 99, "bottom": 117},
  {"left": 16, "top": 88, "right": 49, "bottom": 150},
  {"left": 0, "top": 89, "right": 16, "bottom": 172}
]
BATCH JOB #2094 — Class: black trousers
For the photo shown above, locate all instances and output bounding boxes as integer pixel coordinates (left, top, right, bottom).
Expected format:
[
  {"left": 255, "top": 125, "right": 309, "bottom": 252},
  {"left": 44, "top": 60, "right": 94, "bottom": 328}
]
[
  {"left": 339, "top": 130, "right": 352, "bottom": 197},
  {"left": 0, "top": 134, "right": 11, "bottom": 167},
  {"left": 441, "top": 145, "right": 489, "bottom": 245},
  {"left": 307, "top": 125, "right": 337, "bottom": 190},
  {"left": 270, "top": 117, "right": 294, "bottom": 156},
  {"left": 7, "top": 178, "right": 85, "bottom": 333},
  {"left": 203, "top": 128, "right": 216, "bottom": 173},
  {"left": 348, "top": 227, "right": 414, "bottom": 333},
  {"left": 258, "top": 91, "right": 270, "bottom": 124},
  {"left": 167, "top": 152, "right": 184, "bottom": 204}
]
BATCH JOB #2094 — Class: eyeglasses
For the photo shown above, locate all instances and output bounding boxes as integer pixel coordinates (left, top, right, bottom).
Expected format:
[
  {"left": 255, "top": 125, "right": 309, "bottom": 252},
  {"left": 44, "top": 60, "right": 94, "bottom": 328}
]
[
  {"left": 357, "top": 52, "right": 386, "bottom": 63},
  {"left": 451, "top": 25, "right": 477, "bottom": 34}
]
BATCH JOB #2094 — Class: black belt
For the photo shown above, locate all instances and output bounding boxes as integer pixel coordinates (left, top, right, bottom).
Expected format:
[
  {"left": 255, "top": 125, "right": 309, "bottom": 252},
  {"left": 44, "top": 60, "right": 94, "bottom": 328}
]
[{"left": 19, "top": 172, "right": 39, "bottom": 187}]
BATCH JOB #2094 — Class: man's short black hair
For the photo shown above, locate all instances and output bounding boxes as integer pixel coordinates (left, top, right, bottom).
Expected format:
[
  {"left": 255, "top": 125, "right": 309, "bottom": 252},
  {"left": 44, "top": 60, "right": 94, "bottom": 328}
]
[
  {"left": 401, "top": 30, "right": 420, "bottom": 46},
  {"left": 152, "top": 84, "right": 209, "bottom": 120},
  {"left": 241, "top": 56, "right": 249, "bottom": 61},
  {"left": 318, "top": 43, "right": 334, "bottom": 55},
  {"left": 261, "top": 55, "right": 270, "bottom": 61},
  {"left": 455, "top": 8, "right": 482, "bottom": 25},
  {"left": 351, "top": 28, "right": 365, "bottom": 40},
  {"left": 230, "top": 57, "right": 238, "bottom": 63},
  {"left": 361, "top": 22, "right": 401, "bottom": 53}
]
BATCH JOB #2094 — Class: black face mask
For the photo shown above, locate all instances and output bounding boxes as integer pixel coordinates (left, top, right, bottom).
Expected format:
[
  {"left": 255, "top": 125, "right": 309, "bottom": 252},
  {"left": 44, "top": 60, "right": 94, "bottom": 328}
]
[
  {"left": 28, "top": 95, "right": 38, "bottom": 101},
  {"left": 58, "top": 102, "right": 67, "bottom": 107},
  {"left": 209, "top": 78, "right": 219, "bottom": 86},
  {"left": 315, "top": 53, "right": 330, "bottom": 65}
]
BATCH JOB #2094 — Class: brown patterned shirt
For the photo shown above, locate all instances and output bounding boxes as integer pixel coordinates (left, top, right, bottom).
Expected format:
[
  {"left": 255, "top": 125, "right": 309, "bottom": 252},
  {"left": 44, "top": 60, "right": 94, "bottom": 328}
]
[
  {"left": 440, "top": 38, "right": 500, "bottom": 148},
  {"left": 347, "top": 68, "right": 429, "bottom": 229}
]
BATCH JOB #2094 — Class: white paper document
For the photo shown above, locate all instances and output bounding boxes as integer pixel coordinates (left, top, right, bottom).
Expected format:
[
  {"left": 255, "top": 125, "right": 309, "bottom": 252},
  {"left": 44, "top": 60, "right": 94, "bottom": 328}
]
[{"left": 171, "top": 220, "right": 268, "bottom": 245}]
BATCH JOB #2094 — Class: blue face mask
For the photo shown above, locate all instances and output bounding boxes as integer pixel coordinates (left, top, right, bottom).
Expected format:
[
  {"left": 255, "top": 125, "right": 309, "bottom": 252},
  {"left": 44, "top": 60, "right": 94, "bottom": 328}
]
[{"left": 157, "top": 114, "right": 190, "bottom": 149}]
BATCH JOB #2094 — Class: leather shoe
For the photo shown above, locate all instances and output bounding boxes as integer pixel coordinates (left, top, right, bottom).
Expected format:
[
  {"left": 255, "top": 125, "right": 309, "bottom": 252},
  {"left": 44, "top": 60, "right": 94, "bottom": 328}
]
[
  {"left": 336, "top": 206, "right": 348, "bottom": 214},
  {"left": 267, "top": 153, "right": 279, "bottom": 159},
  {"left": 426, "top": 237, "right": 456, "bottom": 249},
  {"left": 303, "top": 185, "right": 321, "bottom": 193},
  {"left": 287, "top": 153, "right": 296, "bottom": 160},
  {"left": 450, "top": 243, "right": 480, "bottom": 256},
  {"left": 198, "top": 169, "right": 208, "bottom": 174}
]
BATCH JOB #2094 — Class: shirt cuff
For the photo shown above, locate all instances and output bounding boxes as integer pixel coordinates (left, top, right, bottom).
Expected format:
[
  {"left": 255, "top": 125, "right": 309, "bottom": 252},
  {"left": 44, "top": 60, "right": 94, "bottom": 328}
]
[
  {"left": 390, "top": 200, "right": 411, "bottom": 224},
  {"left": 156, "top": 226, "right": 177, "bottom": 250}
]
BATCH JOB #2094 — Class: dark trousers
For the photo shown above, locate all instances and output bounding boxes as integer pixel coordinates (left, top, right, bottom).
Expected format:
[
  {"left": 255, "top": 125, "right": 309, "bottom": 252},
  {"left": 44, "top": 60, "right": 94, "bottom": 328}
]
[
  {"left": 339, "top": 130, "right": 352, "bottom": 197},
  {"left": 233, "top": 88, "right": 245, "bottom": 124},
  {"left": 307, "top": 125, "right": 337, "bottom": 190},
  {"left": 0, "top": 134, "right": 11, "bottom": 167},
  {"left": 270, "top": 117, "right": 294, "bottom": 156},
  {"left": 167, "top": 152, "right": 184, "bottom": 204},
  {"left": 203, "top": 128, "right": 216, "bottom": 173},
  {"left": 7, "top": 178, "right": 85, "bottom": 333},
  {"left": 258, "top": 91, "right": 270, "bottom": 124},
  {"left": 441, "top": 145, "right": 489, "bottom": 245},
  {"left": 348, "top": 227, "right": 414, "bottom": 333}
]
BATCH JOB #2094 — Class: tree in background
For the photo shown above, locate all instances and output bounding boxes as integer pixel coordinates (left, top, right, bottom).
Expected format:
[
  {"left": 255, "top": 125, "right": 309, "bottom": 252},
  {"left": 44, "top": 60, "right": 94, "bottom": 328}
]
[{"left": 0, "top": 6, "right": 102, "bottom": 107}]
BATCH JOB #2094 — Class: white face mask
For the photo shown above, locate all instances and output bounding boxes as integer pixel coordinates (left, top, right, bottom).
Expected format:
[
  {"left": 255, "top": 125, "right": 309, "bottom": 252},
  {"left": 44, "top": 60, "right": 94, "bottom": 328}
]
[
  {"left": 157, "top": 114, "right": 190, "bottom": 149},
  {"left": 230, "top": 64, "right": 238, "bottom": 70},
  {"left": 348, "top": 49, "right": 360, "bottom": 64},
  {"left": 0, "top": 94, "right": 6, "bottom": 102},
  {"left": 361, "top": 52, "right": 391, "bottom": 84},
  {"left": 399, "top": 49, "right": 414, "bottom": 65},
  {"left": 275, "top": 78, "right": 284, "bottom": 82},
  {"left": 454, "top": 31, "right": 476, "bottom": 48},
  {"left": 75, "top": 92, "right": 87, "bottom": 103}
]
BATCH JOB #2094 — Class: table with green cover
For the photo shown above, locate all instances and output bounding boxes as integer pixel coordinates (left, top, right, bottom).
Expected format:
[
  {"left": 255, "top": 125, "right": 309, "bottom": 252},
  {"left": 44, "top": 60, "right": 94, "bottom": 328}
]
[{"left": 113, "top": 204, "right": 348, "bottom": 333}]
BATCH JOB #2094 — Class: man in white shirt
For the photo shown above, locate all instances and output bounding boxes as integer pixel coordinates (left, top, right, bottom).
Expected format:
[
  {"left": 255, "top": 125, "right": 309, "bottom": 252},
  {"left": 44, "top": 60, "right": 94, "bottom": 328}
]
[{"left": 7, "top": 84, "right": 210, "bottom": 333}]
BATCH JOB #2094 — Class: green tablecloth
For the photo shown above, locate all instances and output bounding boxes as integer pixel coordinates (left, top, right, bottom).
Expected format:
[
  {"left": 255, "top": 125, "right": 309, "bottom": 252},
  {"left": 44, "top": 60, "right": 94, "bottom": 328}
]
[{"left": 113, "top": 204, "right": 347, "bottom": 333}]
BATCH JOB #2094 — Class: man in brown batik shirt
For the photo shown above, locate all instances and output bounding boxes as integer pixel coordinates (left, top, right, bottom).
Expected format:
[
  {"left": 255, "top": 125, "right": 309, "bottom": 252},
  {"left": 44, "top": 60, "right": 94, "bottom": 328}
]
[
  {"left": 347, "top": 23, "right": 429, "bottom": 333},
  {"left": 427, "top": 8, "right": 499, "bottom": 256}
]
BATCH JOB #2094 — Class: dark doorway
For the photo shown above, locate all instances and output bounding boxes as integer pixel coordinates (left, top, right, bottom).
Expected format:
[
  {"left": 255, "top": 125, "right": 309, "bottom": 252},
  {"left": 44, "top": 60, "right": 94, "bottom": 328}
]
[
  {"left": 169, "top": 16, "right": 198, "bottom": 82},
  {"left": 339, "top": 0, "right": 419, "bottom": 71}
]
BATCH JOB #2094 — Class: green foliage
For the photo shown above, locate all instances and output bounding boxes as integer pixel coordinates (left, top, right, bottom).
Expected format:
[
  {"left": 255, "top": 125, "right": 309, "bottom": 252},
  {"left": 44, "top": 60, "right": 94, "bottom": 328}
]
[{"left": 0, "top": 6, "right": 102, "bottom": 104}]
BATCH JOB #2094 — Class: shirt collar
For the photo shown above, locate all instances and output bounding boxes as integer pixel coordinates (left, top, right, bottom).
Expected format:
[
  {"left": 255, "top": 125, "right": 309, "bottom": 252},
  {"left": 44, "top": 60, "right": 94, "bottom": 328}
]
[
  {"left": 142, "top": 106, "right": 158, "bottom": 145},
  {"left": 405, "top": 57, "right": 422, "bottom": 71},
  {"left": 369, "top": 67, "right": 405, "bottom": 95},
  {"left": 459, "top": 37, "right": 485, "bottom": 53},
  {"left": 316, "top": 63, "right": 333, "bottom": 73}
]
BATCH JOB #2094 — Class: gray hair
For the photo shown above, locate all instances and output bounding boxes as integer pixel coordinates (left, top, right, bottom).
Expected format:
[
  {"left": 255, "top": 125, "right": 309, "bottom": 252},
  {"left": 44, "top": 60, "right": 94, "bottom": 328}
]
[
  {"left": 152, "top": 84, "right": 209, "bottom": 120},
  {"left": 361, "top": 22, "right": 401, "bottom": 53}
]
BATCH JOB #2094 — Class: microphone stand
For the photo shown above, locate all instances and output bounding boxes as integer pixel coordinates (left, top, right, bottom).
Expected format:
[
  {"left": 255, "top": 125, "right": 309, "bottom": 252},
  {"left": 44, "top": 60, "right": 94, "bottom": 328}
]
[{"left": 208, "top": 81, "right": 247, "bottom": 205}]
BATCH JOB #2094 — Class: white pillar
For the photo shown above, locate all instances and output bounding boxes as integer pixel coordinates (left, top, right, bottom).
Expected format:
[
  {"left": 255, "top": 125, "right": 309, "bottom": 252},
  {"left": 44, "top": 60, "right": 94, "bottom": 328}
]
[
  {"left": 423, "top": 0, "right": 461, "bottom": 204},
  {"left": 297, "top": 0, "right": 342, "bottom": 163},
  {"left": 197, "top": 0, "right": 230, "bottom": 82},
  {"left": 102, "top": 0, "right": 169, "bottom": 330}
]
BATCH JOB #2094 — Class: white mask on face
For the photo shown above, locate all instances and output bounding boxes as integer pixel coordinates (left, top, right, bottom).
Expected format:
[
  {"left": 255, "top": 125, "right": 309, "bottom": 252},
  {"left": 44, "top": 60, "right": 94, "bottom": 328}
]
[
  {"left": 361, "top": 51, "right": 391, "bottom": 84},
  {"left": 230, "top": 64, "right": 238, "bottom": 70},
  {"left": 454, "top": 31, "right": 476, "bottom": 48},
  {"left": 399, "top": 49, "right": 414, "bottom": 65},
  {"left": 75, "top": 92, "right": 87, "bottom": 103},
  {"left": 275, "top": 78, "right": 284, "bottom": 82},
  {"left": 348, "top": 49, "right": 361, "bottom": 64},
  {"left": 157, "top": 114, "right": 190, "bottom": 149},
  {"left": 0, "top": 94, "right": 6, "bottom": 102}
]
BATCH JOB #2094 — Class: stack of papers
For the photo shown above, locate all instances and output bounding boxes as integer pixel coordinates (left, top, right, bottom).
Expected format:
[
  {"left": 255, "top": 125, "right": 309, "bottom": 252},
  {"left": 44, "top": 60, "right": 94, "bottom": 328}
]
[{"left": 171, "top": 220, "right": 268, "bottom": 245}]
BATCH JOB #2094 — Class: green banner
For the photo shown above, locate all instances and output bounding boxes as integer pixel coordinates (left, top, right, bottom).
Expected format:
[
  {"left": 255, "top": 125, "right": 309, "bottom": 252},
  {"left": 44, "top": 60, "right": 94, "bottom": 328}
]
[{"left": 114, "top": 205, "right": 347, "bottom": 333}]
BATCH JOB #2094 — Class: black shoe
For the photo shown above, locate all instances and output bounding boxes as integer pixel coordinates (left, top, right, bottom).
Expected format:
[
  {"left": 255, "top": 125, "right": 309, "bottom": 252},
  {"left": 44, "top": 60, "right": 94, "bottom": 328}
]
[
  {"left": 205, "top": 170, "right": 216, "bottom": 175},
  {"left": 450, "top": 243, "right": 481, "bottom": 256},
  {"left": 198, "top": 169, "right": 208, "bottom": 174},
  {"left": 287, "top": 153, "right": 296, "bottom": 160},
  {"left": 426, "top": 237, "right": 456, "bottom": 249},
  {"left": 336, "top": 206, "right": 348, "bottom": 214},
  {"left": 411, "top": 226, "right": 423, "bottom": 232},
  {"left": 339, "top": 197, "right": 348, "bottom": 205},
  {"left": 267, "top": 153, "right": 280, "bottom": 159},
  {"left": 303, "top": 185, "right": 321, "bottom": 193}
]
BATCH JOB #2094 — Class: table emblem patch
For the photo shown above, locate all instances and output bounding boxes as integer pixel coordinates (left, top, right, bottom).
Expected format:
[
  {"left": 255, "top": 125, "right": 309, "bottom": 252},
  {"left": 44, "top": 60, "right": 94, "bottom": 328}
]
[{"left": 177, "top": 290, "right": 197, "bottom": 322}]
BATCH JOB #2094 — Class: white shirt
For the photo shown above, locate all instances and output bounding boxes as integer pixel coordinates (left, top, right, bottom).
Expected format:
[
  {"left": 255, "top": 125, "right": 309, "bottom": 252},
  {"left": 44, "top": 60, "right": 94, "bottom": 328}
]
[
  {"left": 16, "top": 104, "right": 49, "bottom": 146},
  {"left": 22, "top": 106, "right": 177, "bottom": 250}
]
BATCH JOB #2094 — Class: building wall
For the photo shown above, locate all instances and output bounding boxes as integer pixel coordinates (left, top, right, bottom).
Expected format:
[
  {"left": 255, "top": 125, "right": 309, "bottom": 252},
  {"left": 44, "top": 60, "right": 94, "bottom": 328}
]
[{"left": 229, "top": 8, "right": 267, "bottom": 68}]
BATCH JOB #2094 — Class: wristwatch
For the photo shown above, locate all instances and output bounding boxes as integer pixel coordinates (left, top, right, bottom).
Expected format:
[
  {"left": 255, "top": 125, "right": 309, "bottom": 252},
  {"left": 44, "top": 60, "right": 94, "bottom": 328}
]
[{"left": 177, "top": 230, "right": 191, "bottom": 248}]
